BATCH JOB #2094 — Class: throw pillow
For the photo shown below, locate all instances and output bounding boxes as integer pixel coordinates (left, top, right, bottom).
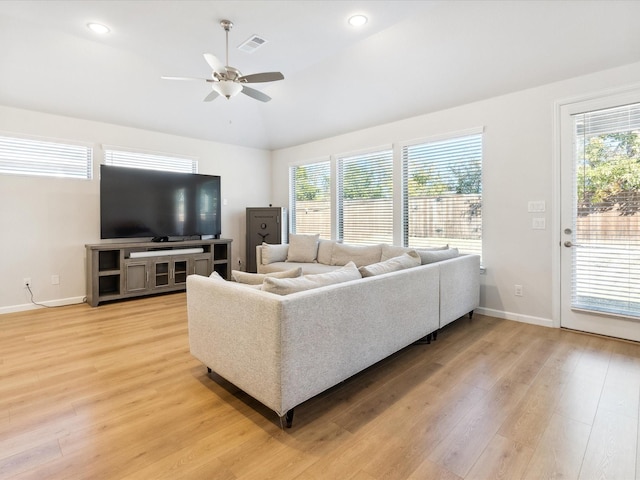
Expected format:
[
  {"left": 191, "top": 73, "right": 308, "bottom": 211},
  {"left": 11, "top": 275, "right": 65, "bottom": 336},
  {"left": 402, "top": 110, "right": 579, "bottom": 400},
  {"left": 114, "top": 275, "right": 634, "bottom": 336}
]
[
  {"left": 286, "top": 233, "right": 320, "bottom": 263},
  {"left": 261, "top": 242, "right": 289, "bottom": 264},
  {"left": 262, "top": 261, "right": 361, "bottom": 295},
  {"left": 209, "top": 271, "right": 225, "bottom": 280},
  {"left": 359, "top": 251, "right": 421, "bottom": 277},
  {"left": 231, "top": 267, "right": 303, "bottom": 285},
  {"left": 330, "top": 243, "right": 383, "bottom": 267},
  {"left": 419, "top": 248, "right": 459, "bottom": 264}
]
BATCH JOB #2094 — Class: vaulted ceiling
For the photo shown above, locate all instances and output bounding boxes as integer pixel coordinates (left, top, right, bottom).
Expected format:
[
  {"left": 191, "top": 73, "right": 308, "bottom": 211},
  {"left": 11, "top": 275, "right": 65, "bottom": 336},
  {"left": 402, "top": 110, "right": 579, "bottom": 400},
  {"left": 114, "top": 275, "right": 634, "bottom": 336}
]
[{"left": 1, "top": 1, "right": 639, "bottom": 150}]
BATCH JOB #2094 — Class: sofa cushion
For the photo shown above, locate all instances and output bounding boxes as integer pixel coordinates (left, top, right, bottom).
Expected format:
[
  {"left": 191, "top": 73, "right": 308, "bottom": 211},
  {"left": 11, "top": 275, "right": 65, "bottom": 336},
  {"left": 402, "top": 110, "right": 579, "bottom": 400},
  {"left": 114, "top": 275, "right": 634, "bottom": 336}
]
[
  {"left": 316, "top": 239, "right": 335, "bottom": 265},
  {"left": 286, "top": 234, "right": 320, "bottom": 263},
  {"left": 330, "top": 243, "right": 382, "bottom": 267},
  {"left": 261, "top": 242, "right": 289, "bottom": 264},
  {"left": 231, "top": 267, "right": 303, "bottom": 285},
  {"left": 420, "top": 248, "right": 460, "bottom": 264},
  {"left": 358, "top": 251, "right": 421, "bottom": 277},
  {"left": 262, "top": 261, "right": 361, "bottom": 295},
  {"left": 380, "top": 243, "right": 449, "bottom": 262}
]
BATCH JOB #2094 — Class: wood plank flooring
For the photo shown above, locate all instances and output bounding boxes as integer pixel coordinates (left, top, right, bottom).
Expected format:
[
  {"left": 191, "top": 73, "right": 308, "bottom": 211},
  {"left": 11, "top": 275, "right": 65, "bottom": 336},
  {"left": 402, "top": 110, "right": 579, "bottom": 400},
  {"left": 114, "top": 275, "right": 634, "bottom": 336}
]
[{"left": 2, "top": 293, "right": 640, "bottom": 479}]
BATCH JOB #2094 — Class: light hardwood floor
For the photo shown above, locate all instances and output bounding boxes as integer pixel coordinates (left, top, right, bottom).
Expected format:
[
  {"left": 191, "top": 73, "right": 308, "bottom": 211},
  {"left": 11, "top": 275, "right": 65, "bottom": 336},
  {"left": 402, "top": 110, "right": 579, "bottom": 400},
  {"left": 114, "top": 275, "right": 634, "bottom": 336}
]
[{"left": 2, "top": 293, "right": 640, "bottom": 479}]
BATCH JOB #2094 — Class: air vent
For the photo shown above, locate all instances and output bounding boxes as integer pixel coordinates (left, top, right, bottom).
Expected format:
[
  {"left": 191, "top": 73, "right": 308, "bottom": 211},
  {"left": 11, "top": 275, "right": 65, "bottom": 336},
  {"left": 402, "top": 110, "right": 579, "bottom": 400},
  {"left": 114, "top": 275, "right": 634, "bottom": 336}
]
[{"left": 238, "top": 35, "right": 268, "bottom": 53}]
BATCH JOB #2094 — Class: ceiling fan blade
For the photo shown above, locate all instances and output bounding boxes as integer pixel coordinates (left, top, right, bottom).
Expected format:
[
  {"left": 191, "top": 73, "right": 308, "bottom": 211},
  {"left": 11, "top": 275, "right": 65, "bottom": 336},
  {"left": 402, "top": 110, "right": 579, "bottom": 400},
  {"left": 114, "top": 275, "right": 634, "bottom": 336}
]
[
  {"left": 239, "top": 72, "right": 284, "bottom": 83},
  {"left": 161, "top": 76, "right": 212, "bottom": 82},
  {"left": 241, "top": 85, "right": 272, "bottom": 102},
  {"left": 203, "top": 53, "right": 226, "bottom": 75},
  {"left": 203, "top": 90, "right": 220, "bottom": 102}
]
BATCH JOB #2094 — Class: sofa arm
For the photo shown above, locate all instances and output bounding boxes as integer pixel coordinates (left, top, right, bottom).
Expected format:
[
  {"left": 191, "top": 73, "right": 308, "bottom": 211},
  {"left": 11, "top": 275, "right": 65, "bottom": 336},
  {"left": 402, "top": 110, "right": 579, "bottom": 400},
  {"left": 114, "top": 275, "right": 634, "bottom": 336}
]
[
  {"left": 439, "top": 254, "right": 480, "bottom": 328},
  {"left": 187, "top": 275, "right": 286, "bottom": 414},
  {"left": 256, "top": 244, "right": 290, "bottom": 274}
]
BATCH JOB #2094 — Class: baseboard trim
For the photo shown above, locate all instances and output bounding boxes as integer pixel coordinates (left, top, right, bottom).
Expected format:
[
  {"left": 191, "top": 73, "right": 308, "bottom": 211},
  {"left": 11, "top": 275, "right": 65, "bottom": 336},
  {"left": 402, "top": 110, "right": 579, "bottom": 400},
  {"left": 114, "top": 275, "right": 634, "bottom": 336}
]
[
  {"left": 0, "top": 296, "right": 86, "bottom": 315},
  {"left": 476, "top": 307, "right": 554, "bottom": 328}
]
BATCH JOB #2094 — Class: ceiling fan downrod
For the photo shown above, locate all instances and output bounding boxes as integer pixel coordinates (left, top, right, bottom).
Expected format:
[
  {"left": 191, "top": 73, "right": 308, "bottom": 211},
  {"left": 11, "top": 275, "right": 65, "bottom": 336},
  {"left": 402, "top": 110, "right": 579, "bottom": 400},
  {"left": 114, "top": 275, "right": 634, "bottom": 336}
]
[{"left": 220, "top": 20, "right": 233, "bottom": 68}]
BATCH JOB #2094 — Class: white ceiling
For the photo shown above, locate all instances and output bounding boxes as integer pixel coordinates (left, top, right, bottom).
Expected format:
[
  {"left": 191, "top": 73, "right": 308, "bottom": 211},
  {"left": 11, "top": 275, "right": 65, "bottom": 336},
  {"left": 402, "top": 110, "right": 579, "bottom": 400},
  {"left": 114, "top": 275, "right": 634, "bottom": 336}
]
[{"left": 1, "top": 0, "right": 640, "bottom": 151}]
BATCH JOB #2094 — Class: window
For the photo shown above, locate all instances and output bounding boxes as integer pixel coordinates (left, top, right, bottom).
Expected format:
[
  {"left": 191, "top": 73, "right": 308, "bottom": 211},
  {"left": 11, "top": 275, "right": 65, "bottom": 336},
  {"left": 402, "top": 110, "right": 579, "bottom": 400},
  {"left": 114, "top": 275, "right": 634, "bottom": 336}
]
[
  {"left": 337, "top": 148, "right": 393, "bottom": 245},
  {"left": 290, "top": 161, "right": 331, "bottom": 238},
  {"left": 0, "top": 134, "right": 92, "bottom": 179},
  {"left": 571, "top": 103, "right": 640, "bottom": 318},
  {"left": 402, "top": 131, "right": 483, "bottom": 256},
  {"left": 103, "top": 147, "right": 197, "bottom": 173}
]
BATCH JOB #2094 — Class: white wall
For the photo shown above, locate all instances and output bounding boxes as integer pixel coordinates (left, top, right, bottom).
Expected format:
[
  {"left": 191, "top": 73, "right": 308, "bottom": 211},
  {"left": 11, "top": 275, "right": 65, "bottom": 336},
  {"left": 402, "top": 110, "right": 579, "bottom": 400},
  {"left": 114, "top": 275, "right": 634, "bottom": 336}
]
[
  {"left": 271, "top": 61, "right": 640, "bottom": 328},
  {"left": 0, "top": 106, "right": 271, "bottom": 313}
]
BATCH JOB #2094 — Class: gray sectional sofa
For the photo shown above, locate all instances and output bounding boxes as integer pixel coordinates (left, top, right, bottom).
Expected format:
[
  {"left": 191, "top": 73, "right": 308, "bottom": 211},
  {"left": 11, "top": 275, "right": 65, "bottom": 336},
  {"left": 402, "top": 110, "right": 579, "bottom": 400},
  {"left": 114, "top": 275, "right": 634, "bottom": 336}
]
[{"left": 187, "top": 236, "right": 480, "bottom": 427}]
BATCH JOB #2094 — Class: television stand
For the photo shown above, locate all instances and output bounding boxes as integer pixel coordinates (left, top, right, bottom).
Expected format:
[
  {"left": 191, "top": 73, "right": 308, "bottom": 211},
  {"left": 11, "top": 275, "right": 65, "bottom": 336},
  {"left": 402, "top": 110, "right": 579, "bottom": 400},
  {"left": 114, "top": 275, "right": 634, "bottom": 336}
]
[{"left": 85, "top": 238, "right": 232, "bottom": 307}]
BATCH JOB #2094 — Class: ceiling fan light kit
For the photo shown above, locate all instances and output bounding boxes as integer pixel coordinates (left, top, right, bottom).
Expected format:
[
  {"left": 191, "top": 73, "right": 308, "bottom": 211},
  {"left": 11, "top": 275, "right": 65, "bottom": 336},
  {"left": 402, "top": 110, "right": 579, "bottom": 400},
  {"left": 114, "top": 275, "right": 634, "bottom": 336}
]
[
  {"left": 162, "top": 19, "right": 284, "bottom": 103},
  {"left": 213, "top": 80, "right": 243, "bottom": 99}
]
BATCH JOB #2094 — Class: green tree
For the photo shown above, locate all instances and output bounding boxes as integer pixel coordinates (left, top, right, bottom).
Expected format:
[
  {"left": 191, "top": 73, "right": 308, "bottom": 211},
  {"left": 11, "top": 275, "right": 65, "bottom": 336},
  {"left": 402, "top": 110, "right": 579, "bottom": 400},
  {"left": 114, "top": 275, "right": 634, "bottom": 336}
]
[
  {"left": 407, "top": 166, "right": 448, "bottom": 196},
  {"left": 578, "top": 132, "right": 640, "bottom": 216},
  {"left": 295, "top": 166, "right": 329, "bottom": 201},
  {"left": 342, "top": 160, "right": 392, "bottom": 199}
]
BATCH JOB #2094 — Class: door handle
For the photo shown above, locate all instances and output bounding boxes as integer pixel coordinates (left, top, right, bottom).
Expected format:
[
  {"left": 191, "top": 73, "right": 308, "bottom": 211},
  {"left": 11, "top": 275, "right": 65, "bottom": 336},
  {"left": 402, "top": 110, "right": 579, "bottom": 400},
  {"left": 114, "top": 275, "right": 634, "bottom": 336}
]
[{"left": 564, "top": 241, "right": 583, "bottom": 248}]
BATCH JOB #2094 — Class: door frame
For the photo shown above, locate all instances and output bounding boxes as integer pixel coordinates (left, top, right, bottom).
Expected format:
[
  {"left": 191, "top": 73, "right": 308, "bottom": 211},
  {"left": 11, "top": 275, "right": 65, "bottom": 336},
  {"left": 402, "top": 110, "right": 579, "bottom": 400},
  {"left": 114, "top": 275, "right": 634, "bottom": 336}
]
[{"left": 552, "top": 84, "right": 640, "bottom": 333}]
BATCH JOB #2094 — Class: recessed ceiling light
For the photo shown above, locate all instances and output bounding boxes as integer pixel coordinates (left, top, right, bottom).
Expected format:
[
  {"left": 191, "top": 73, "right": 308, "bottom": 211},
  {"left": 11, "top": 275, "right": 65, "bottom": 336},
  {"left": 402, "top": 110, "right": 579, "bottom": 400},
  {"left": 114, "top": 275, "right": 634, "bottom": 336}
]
[
  {"left": 348, "top": 15, "right": 368, "bottom": 27},
  {"left": 87, "top": 23, "right": 110, "bottom": 34}
]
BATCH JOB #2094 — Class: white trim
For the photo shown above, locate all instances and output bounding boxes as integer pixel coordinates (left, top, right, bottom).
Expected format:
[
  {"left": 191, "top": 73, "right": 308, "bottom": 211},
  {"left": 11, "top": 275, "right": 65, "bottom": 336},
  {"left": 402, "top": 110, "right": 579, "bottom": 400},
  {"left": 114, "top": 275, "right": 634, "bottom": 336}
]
[
  {"left": 0, "top": 130, "right": 94, "bottom": 149},
  {"left": 475, "top": 307, "right": 554, "bottom": 329},
  {"left": 334, "top": 143, "right": 394, "bottom": 161},
  {"left": 101, "top": 144, "right": 197, "bottom": 162},
  {"left": 286, "top": 155, "right": 330, "bottom": 169},
  {"left": 399, "top": 126, "right": 485, "bottom": 149},
  {"left": 0, "top": 296, "right": 86, "bottom": 315}
]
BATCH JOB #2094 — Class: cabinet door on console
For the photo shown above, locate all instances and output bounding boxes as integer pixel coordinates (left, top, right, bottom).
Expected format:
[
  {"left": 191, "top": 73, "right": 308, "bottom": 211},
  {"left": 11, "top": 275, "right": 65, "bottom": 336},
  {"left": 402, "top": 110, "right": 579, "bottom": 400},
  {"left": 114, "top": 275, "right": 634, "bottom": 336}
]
[
  {"left": 246, "top": 207, "right": 288, "bottom": 273},
  {"left": 125, "top": 261, "right": 148, "bottom": 293}
]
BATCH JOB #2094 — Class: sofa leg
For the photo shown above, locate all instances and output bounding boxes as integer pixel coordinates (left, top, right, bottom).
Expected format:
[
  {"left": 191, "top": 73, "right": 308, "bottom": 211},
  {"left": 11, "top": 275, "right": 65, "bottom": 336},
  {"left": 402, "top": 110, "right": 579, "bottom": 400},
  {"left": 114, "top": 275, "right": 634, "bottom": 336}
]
[
  {"left": 433, "top": 330, "right": 438, "bottom": 341},
  {"left": 285, "top": 409, "right": 295, "bottom": 428},
  {"left": 207, "top": 367, "right": 212, "bottom": 374},
  {"left": 469, "top": 310, "right": 474, "bottom": 320},
  {"left": 415, "top": 333, "right": 431, "bottom": 344}
]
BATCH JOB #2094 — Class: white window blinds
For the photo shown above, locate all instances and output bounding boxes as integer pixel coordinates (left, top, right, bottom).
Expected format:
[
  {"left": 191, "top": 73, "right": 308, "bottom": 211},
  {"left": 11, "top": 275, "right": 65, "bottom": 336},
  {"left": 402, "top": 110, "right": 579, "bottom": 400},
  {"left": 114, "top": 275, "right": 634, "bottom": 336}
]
[
  {"left": 572, "top": 103, "right": 640, "bottom": 318},
  {"left": 402, "top": 132, "right": 482, "bottom": 256},
  {"left": 290, "top": 161, "right": 331, "bottom": 238},
  {"left": 0, "top": 134, "right": 92, "bottom": 179},
  {"left": 104, "top": 148, "right": 197, "bottom": 173},
  {"left": 337, "top": 149, "right": 393, "bottom": 245}
]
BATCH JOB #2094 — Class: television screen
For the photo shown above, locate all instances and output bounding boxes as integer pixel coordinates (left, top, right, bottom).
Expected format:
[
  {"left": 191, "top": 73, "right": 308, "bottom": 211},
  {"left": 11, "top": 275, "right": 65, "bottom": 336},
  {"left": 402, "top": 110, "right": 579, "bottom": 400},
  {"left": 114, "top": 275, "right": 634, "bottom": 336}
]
[{"left": 100, "top": 165, "right": 221, "bottom": 240}]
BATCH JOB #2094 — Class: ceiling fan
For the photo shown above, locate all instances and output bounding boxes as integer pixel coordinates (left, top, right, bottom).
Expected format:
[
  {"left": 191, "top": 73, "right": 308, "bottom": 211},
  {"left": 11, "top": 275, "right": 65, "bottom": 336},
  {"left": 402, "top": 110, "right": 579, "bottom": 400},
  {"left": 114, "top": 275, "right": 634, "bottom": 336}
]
[{"left": 162, "top": 19, "right": 284, "bottom": 103}]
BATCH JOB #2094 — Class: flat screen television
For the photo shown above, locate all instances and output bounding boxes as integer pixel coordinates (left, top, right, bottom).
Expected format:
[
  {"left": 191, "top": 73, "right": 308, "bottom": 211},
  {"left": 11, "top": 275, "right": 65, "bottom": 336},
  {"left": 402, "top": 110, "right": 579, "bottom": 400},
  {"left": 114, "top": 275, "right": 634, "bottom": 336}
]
[{"left": 100, "top": 165, "right": 221, "bottom": 241}]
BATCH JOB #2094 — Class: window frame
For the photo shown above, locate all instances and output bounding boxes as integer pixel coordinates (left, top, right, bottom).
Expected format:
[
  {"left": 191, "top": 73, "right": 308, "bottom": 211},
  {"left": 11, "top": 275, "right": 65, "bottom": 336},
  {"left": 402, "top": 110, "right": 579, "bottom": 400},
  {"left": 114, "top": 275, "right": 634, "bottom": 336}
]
[
  {"left": 0, "top": 132, "right": 93, "bottom": 180},
  {"left": 102, "top": 145, "right": 198, "bottom": 173},
  {"left": 400, "top": 127, "right": 484, "bottom": 256}
]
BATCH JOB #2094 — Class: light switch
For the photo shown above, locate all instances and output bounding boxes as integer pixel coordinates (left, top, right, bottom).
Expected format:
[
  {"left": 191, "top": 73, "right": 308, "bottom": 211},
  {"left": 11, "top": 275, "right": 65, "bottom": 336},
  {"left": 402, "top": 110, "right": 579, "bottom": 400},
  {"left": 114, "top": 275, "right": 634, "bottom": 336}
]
[
  {"left": 532, "top": 217, "right": 546, "bottom": 230},
  {"left": 528, "top": 201, "right": 546, "bottom": 213}
]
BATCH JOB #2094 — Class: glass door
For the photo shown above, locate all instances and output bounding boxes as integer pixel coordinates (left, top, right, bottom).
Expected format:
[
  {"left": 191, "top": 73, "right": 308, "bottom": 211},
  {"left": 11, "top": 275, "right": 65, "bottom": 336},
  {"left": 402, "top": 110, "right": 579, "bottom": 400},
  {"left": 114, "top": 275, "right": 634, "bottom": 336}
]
[{"left": 560, "top": 95, "right": 640, "bottom": 341}]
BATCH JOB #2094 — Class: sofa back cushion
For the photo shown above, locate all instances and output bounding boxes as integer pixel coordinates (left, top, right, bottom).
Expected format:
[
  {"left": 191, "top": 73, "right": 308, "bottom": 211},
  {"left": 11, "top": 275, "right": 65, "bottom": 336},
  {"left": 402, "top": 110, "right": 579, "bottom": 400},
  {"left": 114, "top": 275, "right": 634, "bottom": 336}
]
[
  {"left": 316, "top": 239, "right": 335, "bottom": 265},
  {"left": 232, "top": 267, "right": 303, "bottom": 285},
  {"left": 330, "top": 243, "right": 382, "bottom": 267},
  {"left": 380, "top": 243, "right": 449, "bottom": 262},
  {"left": 286, "top": 233, "right": 319, "bottom": 263},
  {"left": 261, "top": 242, "right": 289, "bottom": 264},
  {"left": 419, "top": 248, "right": 459, "bottom": 264},
  {"left": 358, "top": 251, "right": 421, "bottom": 277},
  {"left": 262, "top": 262, "right": 361, "bottom": 295}
]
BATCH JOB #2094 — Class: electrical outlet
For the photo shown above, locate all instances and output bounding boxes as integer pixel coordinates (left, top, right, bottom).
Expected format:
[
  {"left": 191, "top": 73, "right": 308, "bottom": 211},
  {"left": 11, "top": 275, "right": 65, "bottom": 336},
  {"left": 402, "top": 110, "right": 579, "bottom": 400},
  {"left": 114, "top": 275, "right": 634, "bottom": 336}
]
[
  {"left": 515, "top": 284, "right": 523, "bottom": 297},
  {"left": 23, "top": 277, "right": 31, "bottom": 287}
]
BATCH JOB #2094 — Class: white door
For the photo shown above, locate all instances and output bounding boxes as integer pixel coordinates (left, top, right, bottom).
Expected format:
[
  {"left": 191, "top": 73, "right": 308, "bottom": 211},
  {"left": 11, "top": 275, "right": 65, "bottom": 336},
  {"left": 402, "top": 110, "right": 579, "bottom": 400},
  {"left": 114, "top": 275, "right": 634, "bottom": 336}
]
[{"left": 559, "top": 92, "right": 640, "bottom": 341}]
